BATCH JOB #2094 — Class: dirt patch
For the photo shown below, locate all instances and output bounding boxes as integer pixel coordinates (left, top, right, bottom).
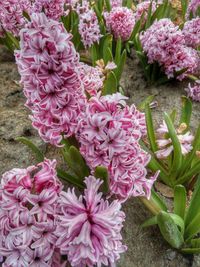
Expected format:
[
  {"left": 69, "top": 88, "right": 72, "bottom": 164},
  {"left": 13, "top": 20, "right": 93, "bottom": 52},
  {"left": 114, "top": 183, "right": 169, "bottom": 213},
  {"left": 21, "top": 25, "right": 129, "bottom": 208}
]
[{"left": 0, "top": 47, "right": 199, "bottom": 266}]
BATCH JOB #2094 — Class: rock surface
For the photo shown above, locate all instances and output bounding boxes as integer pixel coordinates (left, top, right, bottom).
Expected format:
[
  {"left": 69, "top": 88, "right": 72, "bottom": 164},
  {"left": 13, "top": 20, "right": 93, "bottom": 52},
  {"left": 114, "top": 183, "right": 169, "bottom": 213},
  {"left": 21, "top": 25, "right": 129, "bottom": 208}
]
[{"left": 0, "top": 47, "right": 199, "bottom": 266}]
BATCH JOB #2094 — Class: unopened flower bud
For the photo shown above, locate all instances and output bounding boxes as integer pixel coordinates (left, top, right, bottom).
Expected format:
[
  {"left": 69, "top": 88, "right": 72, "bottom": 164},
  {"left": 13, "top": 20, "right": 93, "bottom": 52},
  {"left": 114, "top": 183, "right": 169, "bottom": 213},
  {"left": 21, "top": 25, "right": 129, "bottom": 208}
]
[{"left": 177, "top": 123, "right": 187, "bottom": 134}]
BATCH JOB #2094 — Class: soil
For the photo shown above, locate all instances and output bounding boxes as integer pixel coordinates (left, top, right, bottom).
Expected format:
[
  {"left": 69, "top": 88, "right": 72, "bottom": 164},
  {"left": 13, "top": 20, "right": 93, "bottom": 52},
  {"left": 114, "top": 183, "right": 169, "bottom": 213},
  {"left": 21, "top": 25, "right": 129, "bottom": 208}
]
[{"left": 0, "top": 45, "right": 200, "bottom": 267}]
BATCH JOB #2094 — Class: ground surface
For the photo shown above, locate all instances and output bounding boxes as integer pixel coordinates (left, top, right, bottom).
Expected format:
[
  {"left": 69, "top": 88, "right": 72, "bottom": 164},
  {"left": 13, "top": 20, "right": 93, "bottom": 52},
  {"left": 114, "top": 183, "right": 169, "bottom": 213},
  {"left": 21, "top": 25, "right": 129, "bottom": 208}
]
[{"left": 0, "top": 46, "right": 200, "bottom": 267}]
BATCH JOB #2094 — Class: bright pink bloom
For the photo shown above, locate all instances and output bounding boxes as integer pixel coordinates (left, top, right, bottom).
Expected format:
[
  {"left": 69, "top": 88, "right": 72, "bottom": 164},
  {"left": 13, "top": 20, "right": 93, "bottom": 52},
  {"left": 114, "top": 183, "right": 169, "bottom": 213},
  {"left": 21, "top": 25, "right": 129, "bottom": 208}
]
[
  {"left": 185, "top": 80, "right": 200, "bottom": 102},
  {"left": 155, "top": 121, "right": 194, "bottom": 159},
  {"left": 76, "top": 0, "right": 102, "bottom": 47},
  {"left": 15, "top": 13, "right": 86, "bottom": 146},
  {"left": 0, "top": 0, "right": 31, "bottom": 36},
  {"left": 183, "top": 17, "right": 200, "bottom": 48},
  {"left": 56, "top": 176, "right": 127, "bottom": 267},
  {"left": 0, "top": 159, "right": 62, "bottom": 266},
  {"left": 187, "top": 0, "right": 200, "bottom": 18},
  {"left": 140, "top": 18, "right": 199, "bottom": 80},
  {"left": 77, "top": 93, "right": 156, "bottom": 200},
  {"left": 33, "top": 0, "right": 66, "bottom": 20},
  {"left": 104, "top": 7, "right": 135, "bottom": 41}
]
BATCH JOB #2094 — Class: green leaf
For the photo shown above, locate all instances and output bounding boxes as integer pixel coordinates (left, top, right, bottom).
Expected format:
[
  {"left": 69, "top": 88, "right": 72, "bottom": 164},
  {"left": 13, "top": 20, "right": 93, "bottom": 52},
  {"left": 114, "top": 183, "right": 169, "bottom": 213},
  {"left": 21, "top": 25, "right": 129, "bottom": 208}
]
[
  {"left": 174, "top": 185, "right": 186, "bottom": 220},
  {"left": 191, "top": 238, "right": 200, "bottom": 248},
  {"left": 16, "top": 137, "right": 44, "bottom": 163},
  {"left": 169, "top": 213, "right": 185, "bottom": 235},
  {"left": 139, "top": 95, "right": 154, "bottom": 111},
  {"left": 180, "top": 0, "right": 189, "bottom": 20},
  {"left": 157, "top": 211, "right": 184, "bottom": 249},
  {"left": 181, "top": 247, "right": 200, "bottom": 254},
  {"left": 104, "top": 47, "right": 113, "bottom": 64},
  {"left": 102, "top": 71, "right": 117, "bottom": 95},
  {"left": 129, "top": 14, "right": 144, "bottom": 42},
  {"left": 115, "top": 49, "right": 127, "bottom": 83},
  {"left": 142, "top": 216, "right": 158, "bottom": 228},
  {"left": 145, "top": 104, "right": 157, "bottom": 152},
  {"left": 180, "top": 96, "right": 192, "bottom": 129},
  {"left": 94, "top": 166, "right": 109, "bottom": 194},
  {"left": 177, "top": 161, "right": 200, "bottom": 185},
  {"left": 105, "top": 0, "right": 111, "bottom": 11},
  {"left": 185, "top": 176, "right": 200, "bottom": 231},
  {"left": 102, "top": 34, "right": 113, "bottom": 59},
  {"left": 5, "top": 32, "right": 19, "bottom": 49},
  {"left": 90, "top": 44, "right": 98, "bottom": 66},
  {"left": 164, "top": 113, "right": 182, "bottom": 183},
  {"left": 23, "top": 11, "right": 30, "bottom": 21},
  {"left": 145, "top": 1, "right": 153, "bottom": 30},
  {"left": 151, "top": 189, "right": 168, "bottom": 212},
  {"left": 57, "top": 168, "right": 84, "bottom": 188},
  {"left": 115, "top": 38, "right": 122, "bottom": 66}
]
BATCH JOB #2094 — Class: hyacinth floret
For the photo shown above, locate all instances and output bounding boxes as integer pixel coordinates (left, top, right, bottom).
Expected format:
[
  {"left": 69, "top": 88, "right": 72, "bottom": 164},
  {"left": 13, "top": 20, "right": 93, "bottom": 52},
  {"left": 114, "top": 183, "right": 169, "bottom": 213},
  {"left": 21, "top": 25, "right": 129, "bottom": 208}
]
[
  {"left": 15, "top": 13, "right": 86, "bottom": 146},
  {"left": 56, "top": 176, "right": 127, "bottom": 267},
  {"left": 0, "top": 159, "right": 63, "bottom": 267},
  {"left": 76, "top": 93, "right": 157, "bottom": 200},
  {"left": 104, "top": 7, "right": 135, "bottom": 41},
  {"left": 140, "top": 18, "right": 199, "bottom": 80},
  {"left": 0, "top": 0, "right": 31, "bottom": 36}
]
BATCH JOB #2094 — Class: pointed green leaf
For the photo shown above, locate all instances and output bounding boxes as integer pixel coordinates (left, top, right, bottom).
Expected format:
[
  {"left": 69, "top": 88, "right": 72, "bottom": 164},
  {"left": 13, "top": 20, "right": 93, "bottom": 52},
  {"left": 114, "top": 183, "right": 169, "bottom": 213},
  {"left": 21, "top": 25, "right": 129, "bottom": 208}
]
[
  {"left": 174, "top": 185, "right": 186, "bottom": 219},
  {"left": 115, "top": 49, "right": 127, "bottom": 83},
  {"left": 181, "top": 247, "right": 200, "bottom": 254},
  {"left": 94, "top": 166, "right": 109, "bottom": 194},
  {"left": 157, "top": 211, "right": 184, "bottom": 249},
  {"left": 145, "top": 104, "right": 157, "bottom": 152},
  {"left": 180, "top": 96, "right": 192, "bottom": 129},
  {"left": 16, "top": 137, "right": 44, "bottom": 163},
  {"left": 139, "top": 95, "right": 154, "bottom": 111},
  {"left": 105, "top": 0, "right": 111, "bottom": 11},
  {"left": 102, "top": 71, "right": 117, "bottom": 95},
  {"left": 142, "top": 216, "right": 158, "bottom": 228},
  {"left": 151, "top": 189, "right": 168, "bottom": 212},
  {"left": 115, "top": 38, "right": 122, "bottom": 65},
  {"left": 57, "top": 168, "right": 84, "bottom": 188}
]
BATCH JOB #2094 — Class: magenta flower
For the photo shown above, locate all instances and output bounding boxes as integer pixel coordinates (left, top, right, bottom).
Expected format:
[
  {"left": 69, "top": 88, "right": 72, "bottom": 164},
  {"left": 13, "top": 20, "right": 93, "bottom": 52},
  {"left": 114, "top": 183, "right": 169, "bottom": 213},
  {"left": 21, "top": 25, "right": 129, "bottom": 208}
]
[
  {"left": 77, "top": 93, "right": 156, "bottom": 200},
  {"left": 104, "top": 7, "right": 135, "bottom": 41},
  {"left": 33, "top": 0, "right": 66, "bottom": 20},
  {"left": 185, "top": 80, "right": 200, "bottom": 102},
  {"left": 155, "top": 121, "right": 194, "bottom": 159},
  {"left": 140, "top": 18, "right": 199, "bottom": 80},
  {"left": 15, "top": 13, "right": 86, "bottom": 146},
  {"left": 0, "top": 0, "right": 31, "bottom": 36},
  {"left": 183, "top": 17, "right": 200, "bottom": 49},
  {"left": 134, "top": 1, "right": 158, "bottom": 22},
  {"left": 0, "top": 159, "right": 62, "bottom": 266},
  {"left": 76, "top": 0, "right": 102, "bottom": 47},
  {"left": 56, "top": 176, "right": 127, "bottom": 267}
]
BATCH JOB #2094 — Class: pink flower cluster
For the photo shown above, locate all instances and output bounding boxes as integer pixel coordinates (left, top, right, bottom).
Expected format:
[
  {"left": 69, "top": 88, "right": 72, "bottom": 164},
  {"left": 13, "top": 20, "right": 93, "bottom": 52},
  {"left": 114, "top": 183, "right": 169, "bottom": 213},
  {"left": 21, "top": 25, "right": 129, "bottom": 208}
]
[
  {"left": 185, "top": 80, "right": 200, "bottom": 102},
  {"left": 155, "top": 122, "right": 194, "bottom": 159},
  {"left": 76, "top": 0, "right": 102, "bottom": 47},
  {"left": 104, "top": 7, "right": 135, "bottom": 41},
  {"left": 140, "top": 18, "right": 199, "bottom": 80},
  {"left": 0, "top": 159, "right": 64, "bottom": 267},
  {"left": 77, "top": 93, "right": 157, "bottom": 200},
  {"left": 183, "top": 17, "right": 200, "bottom": 49},
  {"left": 79, "top": 63, "right": 104, "bottom": 96},
  {"left": 0, "top": 0, "right": 31, "bottom": 36},
  {"left": 15, "top": 13, "right": 86, "bottom": 146},
  {"left": 32, "top": 0, "right": 66, "bottom": 20},
  {"left": 134, "top": 0, "right": 157, "bottom": 22},
  {"left": 56, "top": 176, "right": 127, "bottom": 267},
  {"left": 110, "top": 0, "right": 123, "bottom": 8},
  {"left": 187, "top": 0, "right": 200, "bottom": 18}
]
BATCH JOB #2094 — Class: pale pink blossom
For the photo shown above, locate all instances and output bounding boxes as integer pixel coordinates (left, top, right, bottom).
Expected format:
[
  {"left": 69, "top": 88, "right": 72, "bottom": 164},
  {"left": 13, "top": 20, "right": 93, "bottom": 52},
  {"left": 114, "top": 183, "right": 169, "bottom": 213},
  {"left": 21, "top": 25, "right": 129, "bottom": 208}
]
[
  {"left": 134, "top": 1, "right": 158, "bottom": 22},
  {"left": 0, "top": 0, "right": 31, "bottom": 36},
  {"left": 0, "top": 159, "right": 62, "bottom": 266},
  {"left": 187, "top": 0, "right": 200, "bottom": 18},
  {"left": 140, "top": 19, "right": 199, "bottom": 80},
  {"left": 77, "top": 93, "right": 156, "bottom": 200},
  {"left": 33, "top": 0, "right": 66, "bottom": 20},
  {"left": 76, "top": 0, "right": 102, "bottom": 47},
  {"left": 56, "top": 176, "right": 127, "bottom": 267},
  {"left": 156, "top": 121, "right": 194, "bottom": 158},
  {"left": 185, "top": 80, "right": 200, "bottom": 102},
  {"left": 183, "top": 17, "right": 200, "bottom": 49},
  {"left": 110, "top": 0, "right": 123, "bottom": 8},
  {"left": 79, "top": 63, "right": 104, "bottom": 96},
  {"left": 15, "top": 13, "right": 86, "bottom": 146},
  {"left": 104, "top": 7, "right": 135, "bottom": 41}
]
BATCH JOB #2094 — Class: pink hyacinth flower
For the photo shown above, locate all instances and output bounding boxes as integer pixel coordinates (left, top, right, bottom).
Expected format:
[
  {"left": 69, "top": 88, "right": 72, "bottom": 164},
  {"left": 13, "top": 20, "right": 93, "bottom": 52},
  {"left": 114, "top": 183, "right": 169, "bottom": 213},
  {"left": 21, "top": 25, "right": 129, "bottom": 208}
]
[{"left": 56, "top": 176, "right": 127, "bottom": 267}]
